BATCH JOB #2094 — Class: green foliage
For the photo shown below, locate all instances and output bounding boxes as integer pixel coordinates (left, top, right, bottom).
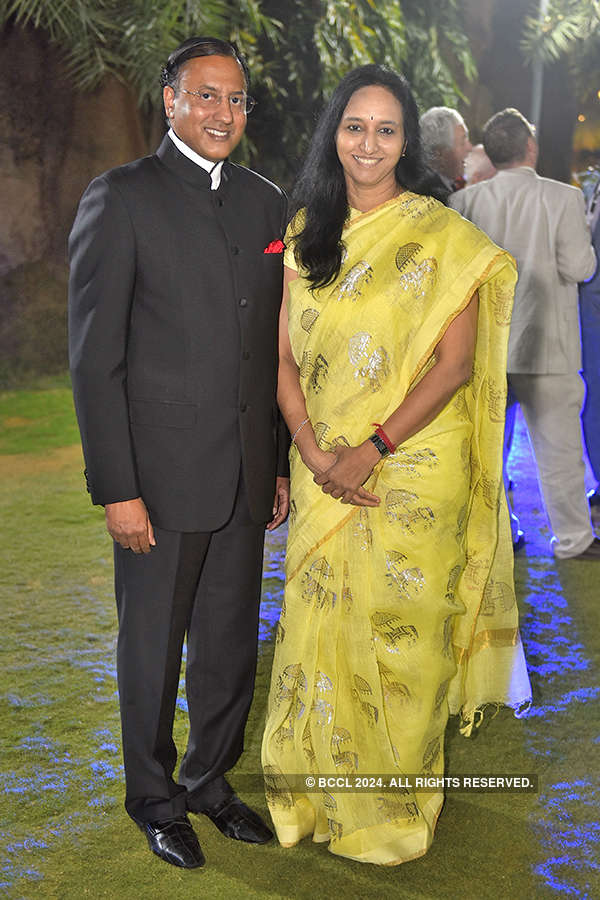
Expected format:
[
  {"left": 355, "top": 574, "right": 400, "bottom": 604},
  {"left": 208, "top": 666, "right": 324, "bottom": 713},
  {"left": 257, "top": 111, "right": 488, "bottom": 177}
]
[
  {"left": 0, "top": 0, "right": 476, "bottom": 180},
  {"left": 521, "top": 0, "right": 600, "bottom": 101}
]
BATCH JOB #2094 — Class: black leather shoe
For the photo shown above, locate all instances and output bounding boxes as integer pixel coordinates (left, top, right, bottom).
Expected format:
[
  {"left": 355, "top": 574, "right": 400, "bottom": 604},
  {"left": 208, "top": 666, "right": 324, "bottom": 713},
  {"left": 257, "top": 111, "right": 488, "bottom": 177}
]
[
  {"left": 138, "top": 816, "right": 205, "bottom": 868},
  {"left": 571, "top": 537, "right": 600, "bottom": 561},
  {"left": 198, "top": 795, "right": 273, "bottom": 844}
]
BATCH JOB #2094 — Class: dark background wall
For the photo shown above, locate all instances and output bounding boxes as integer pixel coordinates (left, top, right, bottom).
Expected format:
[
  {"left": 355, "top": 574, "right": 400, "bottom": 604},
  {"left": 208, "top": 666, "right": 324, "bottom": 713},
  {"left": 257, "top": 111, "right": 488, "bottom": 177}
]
[{"left": 0, "top": 4, "right": 587, "bottom": 384}]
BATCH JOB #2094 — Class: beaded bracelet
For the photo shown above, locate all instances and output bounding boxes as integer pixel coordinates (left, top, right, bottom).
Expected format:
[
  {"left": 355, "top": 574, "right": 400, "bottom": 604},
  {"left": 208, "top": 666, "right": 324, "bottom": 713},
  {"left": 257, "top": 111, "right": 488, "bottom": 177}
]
[{"left": 291, "top": 417, "right": 310, "bottom": 443}]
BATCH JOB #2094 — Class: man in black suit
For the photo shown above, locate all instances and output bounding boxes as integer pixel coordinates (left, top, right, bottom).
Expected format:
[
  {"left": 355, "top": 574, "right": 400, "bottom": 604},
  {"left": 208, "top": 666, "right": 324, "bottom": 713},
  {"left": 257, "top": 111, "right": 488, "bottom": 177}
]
[{"left": 68, "top": 37, "right": 289, "bottom": 869}]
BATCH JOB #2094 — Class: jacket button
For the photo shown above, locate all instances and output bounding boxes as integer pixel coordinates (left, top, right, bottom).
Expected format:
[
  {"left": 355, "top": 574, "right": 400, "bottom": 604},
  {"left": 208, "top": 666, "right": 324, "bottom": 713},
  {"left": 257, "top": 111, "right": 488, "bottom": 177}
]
[
  {"left": 239, "top": 297, "right": 248, "bottom": 307},
  {"left": 242, "top": 350, "right": 250, "bottom": 359},
  {"left": 231, "top": 245, "right": 240, "bottom": 255},
  {"left": 240, "top": 402, "right": 247, "bottom": 412},
  {"left": 217, "top": 197, "right": 224, "bottom": 207}
]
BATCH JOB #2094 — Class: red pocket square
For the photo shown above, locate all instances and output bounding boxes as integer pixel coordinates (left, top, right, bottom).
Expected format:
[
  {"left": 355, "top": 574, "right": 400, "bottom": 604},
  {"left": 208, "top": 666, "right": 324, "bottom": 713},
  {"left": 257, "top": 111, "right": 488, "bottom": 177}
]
[{"left": 264, "top": 239, "right": 285, "bottom": 254}]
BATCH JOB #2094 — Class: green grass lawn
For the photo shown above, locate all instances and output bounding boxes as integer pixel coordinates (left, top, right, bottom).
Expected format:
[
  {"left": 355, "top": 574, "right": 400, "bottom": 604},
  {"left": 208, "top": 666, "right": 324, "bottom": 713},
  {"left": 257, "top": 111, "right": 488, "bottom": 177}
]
[{"left": 0, "top": 381, "right": 598, "bottom": 898}]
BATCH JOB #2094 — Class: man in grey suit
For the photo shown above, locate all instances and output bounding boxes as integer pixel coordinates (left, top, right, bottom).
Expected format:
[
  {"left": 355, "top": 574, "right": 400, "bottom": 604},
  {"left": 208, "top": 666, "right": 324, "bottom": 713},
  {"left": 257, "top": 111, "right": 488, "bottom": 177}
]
[
  {"left": 451, "top": 107, "right": 598, "bottom": 560},
  {"left": 69, "top": 37, "right": 289, "bottom": 868}
]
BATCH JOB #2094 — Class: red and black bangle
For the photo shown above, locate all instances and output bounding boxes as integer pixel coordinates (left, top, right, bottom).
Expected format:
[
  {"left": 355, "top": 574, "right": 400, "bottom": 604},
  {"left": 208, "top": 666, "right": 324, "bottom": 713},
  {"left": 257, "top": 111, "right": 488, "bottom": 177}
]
[
  {"left": 368, "top": 423, "right": 395, "bottom": 458},
  {"left": 371, "top": 423, "right": 395, "bottom": 454}
]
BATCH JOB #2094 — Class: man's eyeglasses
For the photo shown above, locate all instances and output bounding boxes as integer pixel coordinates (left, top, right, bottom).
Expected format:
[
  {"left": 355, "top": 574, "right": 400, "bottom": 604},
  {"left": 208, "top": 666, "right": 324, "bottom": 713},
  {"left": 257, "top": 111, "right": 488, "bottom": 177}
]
[{"left": 179, "top": 88, "right": 256, "bottom": 114}]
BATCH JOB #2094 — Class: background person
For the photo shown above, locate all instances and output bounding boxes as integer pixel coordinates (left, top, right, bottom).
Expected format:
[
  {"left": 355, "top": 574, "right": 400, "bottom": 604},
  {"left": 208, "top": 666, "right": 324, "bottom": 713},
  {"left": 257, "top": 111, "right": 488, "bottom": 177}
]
[
  {"left": 420, "top": 105, "right": 472, "bottom": 199},
  {"left": 69, "top": 36, "right": 289, "bottom": 869},
  {"left": 450, "top": 108, "right": 598, "bottom": 560},
  {"left": 262, "top": 65, "right": 531, "bottom": 866},
  {"left": 464, "top": 143, "right": 497, "bottom": 185},
  {"left": 579, "top": 166, "right": 600, "bottom": 523}
]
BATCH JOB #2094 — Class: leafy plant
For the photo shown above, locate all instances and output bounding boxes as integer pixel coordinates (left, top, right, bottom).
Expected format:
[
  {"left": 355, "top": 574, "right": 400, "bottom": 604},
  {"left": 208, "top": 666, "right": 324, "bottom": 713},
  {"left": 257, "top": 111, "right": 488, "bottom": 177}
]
[
  {"left": 0, "top": 0, "right": 477, "bottom": 179},
  {"left": 521, "top": 0, "right": 600, "bottom": 102}
]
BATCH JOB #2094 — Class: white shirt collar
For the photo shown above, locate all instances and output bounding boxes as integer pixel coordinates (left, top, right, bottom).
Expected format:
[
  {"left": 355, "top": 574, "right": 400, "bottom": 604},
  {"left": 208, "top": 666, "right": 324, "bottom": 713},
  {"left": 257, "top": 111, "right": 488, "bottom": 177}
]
[{"left": 168, "top": 128, "right": 223, "bottom": 189}]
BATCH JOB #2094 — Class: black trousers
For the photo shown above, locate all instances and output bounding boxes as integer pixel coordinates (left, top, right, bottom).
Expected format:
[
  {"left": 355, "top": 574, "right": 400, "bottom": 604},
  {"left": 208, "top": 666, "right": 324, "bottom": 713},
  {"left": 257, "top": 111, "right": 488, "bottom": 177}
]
[{"left": 113, "top": 475, "right": 266, "bottom": 823}]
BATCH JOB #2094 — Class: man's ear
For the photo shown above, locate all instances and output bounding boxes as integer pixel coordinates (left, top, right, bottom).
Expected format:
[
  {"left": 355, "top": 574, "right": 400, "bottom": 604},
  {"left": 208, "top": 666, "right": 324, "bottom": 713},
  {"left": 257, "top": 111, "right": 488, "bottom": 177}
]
[
  {"left": 163, "top": 85, "right": 175, "bottom": 120},
  {"left": 526, "top": 135, "right": 538, "bottom": 167}
]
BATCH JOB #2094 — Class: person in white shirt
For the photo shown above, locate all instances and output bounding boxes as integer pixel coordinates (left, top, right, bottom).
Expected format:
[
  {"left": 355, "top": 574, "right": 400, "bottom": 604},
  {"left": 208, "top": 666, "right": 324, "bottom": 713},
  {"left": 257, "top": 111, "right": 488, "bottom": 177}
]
[{"left": 450, "top": 107, "right": 599, "bottom": 560}]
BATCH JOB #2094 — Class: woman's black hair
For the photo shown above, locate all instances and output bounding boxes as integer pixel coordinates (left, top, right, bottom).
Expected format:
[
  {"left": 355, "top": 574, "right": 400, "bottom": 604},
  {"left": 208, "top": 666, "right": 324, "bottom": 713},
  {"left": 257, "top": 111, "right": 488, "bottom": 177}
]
[{"left": 291, "top": 64, "right": 445, "bottom": 289}]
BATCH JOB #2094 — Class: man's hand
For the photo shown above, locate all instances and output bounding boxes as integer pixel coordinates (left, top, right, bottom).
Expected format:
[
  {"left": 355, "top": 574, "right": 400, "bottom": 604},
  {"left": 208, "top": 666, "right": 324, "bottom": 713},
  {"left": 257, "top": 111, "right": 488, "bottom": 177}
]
[
  {"left": 105, "top": 497, "right": 156, "bottom": 554},
  {"left": 313, "top": 443, "right": 381, "bottom": 506},
  {"left": 267, "top": 477, "right": 290, "bottom": 531}
]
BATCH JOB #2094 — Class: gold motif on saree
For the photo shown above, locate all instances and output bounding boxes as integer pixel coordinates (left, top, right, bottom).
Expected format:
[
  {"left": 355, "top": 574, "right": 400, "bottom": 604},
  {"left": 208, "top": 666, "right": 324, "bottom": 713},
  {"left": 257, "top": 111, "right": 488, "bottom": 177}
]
[
  {"left": 313, "top": 420, "right": 330, "bottom": 448},
  {"left": 274, "top": 664, "right": 306, "bottom": 734},
  {"left": 442, "top": 616, "right": 454, "bottom": 658},
  {"left": 397, "top": 257, "right": 438, "bottom": 300},
  {"left": 463, "top": 551, "right": 490, "bottom": 589},
  {"left": 352, "top": 674, "right": 379, "bottom": 726},
  {"left": 302, "top": 557, "right": 337, "bottom": 609},
  {"left": 453, "top": 391, "right": 469, "bottom": 420},
  {"left": 315, "top": 671, "right": 334, "bottom": 693},
  {"left": 342, "top": 560, "right": 354, "bottom": 611},
  {"left": 376, "top": 794, "right": 411, "bottom": 822},
  {"left": 299, "top": 351, "right": 329, "bottom": 393},
  {"left": 302, "top": 719, "right": 317, "bottom": 765},
  {"left": 433, "top": 678, "right": 451, "bottom": 713},
  {"left": 275, "top": 662, "right": 306, "bottom": 713},
  {"left": 273, "top": 719, "right": 294, "bottom": 747},
  {"left": 481, "top": 579, "right": 516, "bottom": 615},
  {"left": 331, "top": 727, "right": 358, "bottom": 771},
  {"left": 313, "top": 420, "right": 350, "bottom": 452},
  {"left": 312, "top": 698, "right": 334, "bottom": 727},
  {"left": 478, "top": 471, "right": 499, "bottom": 510},
  {"left": 491, "top": 281, "right": 513, "bottom": 326},
  {"left": 329, "top": 820, "right": 344, "bottom": 842},
  {"left": 388, "top": 446, "right": 438, "bottom": 478},
  {"left": 337, "top": 260, "right": 373, "bottom": 301},
  {"left": 484, "top": 375, "right": 507, "bottom": 423},
  {"left": 323, "top": 791, "right": 337, "bottom": 812},
  {"left": 289, "top": 498, "right": 297, "bottom": 525},
  {"left": 385, "top": 550, "right": 425, "bottom": 599},
  {"left": 445, "top": 565, "right": 462, "bottom": 603},
  {"left": 397, "top": 194, "right": 446, "bottom": 233},
  {"left": 353, "top": 507, "right": 373, "bottom": 550},
  {"left": 385, "top": 489, "right": 435, "bottom": 533},
  {"left": 422, "top": 736, "right": 441, "bottom": 773},
  {"left": 379, "top": 662, "right": 412, "bottom": 703},
  {"left": 460, "top": 437, "right": 470, "bottom": 472},
  {"left": 301, "top": 308, "right": 319, "bottom": 332},
  {"left": 302, "top": 720, "right": 316, "bottom": 765},
  {"left": 263, "top": 766, "right": 294, "bottom": 808},
  {"left": 348, "top": 333, "right": 391, "bottom": 392},
  {"left": 405, "top": 801, "right": 420, "bottom": 821},
  {"left": 395, "top": 242, "right": 423, "bottom": 272},
  {"left": 371, "top": 611, "right": 418, "bottom": 652}
]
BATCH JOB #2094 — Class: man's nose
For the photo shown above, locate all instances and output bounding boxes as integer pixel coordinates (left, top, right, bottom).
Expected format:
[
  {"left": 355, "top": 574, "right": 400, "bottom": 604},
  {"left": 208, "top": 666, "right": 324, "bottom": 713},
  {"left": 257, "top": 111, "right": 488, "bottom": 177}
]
[{"left": 215, "top": 97, "right": 234, "bottom": 123}]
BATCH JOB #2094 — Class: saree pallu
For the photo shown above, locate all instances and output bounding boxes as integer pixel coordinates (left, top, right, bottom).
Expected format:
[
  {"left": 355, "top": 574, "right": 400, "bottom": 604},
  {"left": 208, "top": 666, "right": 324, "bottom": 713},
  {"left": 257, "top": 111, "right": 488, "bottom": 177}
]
[{"left": 262, "top": 193, "right": 532, "bottom": 865}]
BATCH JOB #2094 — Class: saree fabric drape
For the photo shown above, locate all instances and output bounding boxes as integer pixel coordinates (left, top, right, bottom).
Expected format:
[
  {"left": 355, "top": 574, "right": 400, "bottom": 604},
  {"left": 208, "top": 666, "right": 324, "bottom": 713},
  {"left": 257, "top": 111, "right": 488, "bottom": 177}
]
[{"left": 262, "top": 193, "right": 532, "bottom": 865}]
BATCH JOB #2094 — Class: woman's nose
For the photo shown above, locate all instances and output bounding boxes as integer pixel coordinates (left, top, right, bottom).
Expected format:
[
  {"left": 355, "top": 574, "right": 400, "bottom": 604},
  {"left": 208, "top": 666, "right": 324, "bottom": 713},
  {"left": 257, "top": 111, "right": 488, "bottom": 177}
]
[{"left": 359, "top": 129, "right": 376, "bottom": 153}]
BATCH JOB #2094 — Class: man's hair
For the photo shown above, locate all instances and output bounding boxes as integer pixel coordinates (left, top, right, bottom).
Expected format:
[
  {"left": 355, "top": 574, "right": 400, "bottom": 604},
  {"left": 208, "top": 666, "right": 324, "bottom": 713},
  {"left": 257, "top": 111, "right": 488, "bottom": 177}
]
[
  {"left": 483, "top": 108, "right": 535, "bottom": 167},
  {"left": 160, "top": 36, "right": 249, "bottom": 91},
  {"left": 419, "top": 107, "right": 466, "bottom": 162}
]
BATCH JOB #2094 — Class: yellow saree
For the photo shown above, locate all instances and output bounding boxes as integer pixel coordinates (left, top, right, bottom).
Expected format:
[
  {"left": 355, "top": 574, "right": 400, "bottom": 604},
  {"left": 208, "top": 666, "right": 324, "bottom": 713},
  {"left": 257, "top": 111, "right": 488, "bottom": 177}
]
[{"left": 261, "top": 193, "right": 531, "bottom": 865}]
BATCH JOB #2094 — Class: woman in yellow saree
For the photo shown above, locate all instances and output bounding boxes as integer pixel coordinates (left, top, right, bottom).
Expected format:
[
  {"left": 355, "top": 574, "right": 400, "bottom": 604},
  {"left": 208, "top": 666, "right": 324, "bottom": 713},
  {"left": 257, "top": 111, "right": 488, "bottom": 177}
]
[{"left": 262, "top": 65, "right": 531, "bottom": 866}]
